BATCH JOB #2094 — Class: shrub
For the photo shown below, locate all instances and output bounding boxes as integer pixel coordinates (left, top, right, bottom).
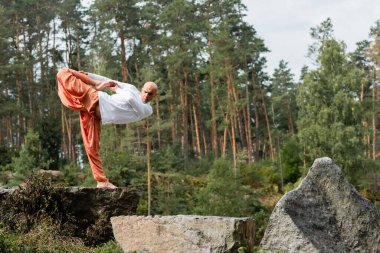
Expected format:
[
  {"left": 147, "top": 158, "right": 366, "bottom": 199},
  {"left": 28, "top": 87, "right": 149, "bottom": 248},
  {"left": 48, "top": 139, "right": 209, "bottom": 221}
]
[
  {"left": 0, "top": 175, "right": 73, "bottom": 233},
  {"left": 0, "top": 224, "right": 123, "bottom": 253},
  {"left": 0, "top": 175, "right": 122, "bottom": 248}
]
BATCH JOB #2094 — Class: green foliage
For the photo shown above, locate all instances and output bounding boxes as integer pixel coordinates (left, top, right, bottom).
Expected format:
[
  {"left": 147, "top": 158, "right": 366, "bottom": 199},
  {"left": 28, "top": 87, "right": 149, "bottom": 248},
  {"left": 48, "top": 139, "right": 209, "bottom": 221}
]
[
  {"left": 0, "top": 175, "right": 124, "bottom": 251},
  {"left": 7, "top": 130, "right": 52, "bottom": 185},
  {"left": 349, "top": 159, "right": 380, "bottom": 208},
  {"left": 257, "top": 250, "right": 287, "bottom": 253},
  {"left": 270, "top": 60, "right": 298, "bottom": 133},
  {"left": 194, "top": 158, "right": 271, "bottom": 245},
  {"left": 62, "top": 162, "right": 86, "bottom": 186},
  {"left": 135, "top": 172, "right": 202, "bottom": 216},
  {"left": 297, "top": 23, "right": 365, "bottom": 178},
  {"left": 0, "top": 175, "right": 72, "bottom": 233},
  {"left": 1, "top": 5, "right": 379, "bottom": 251},
  {"left": 0, "top": 225, "right": 123, "bottom": 253},
  {"left": 195, "top": 159, "right": 266, "bottom": 217},
  {"left": 0, "top": 220, "right": 89, "bottom": 253},
  {"left": 280, "top": 138, "right": 303, "bottom": 183},
  {"left": 251, "top": 209, "right": 271, "bottom": 249},
  {"left": 93, "top": 241, "right": 123, "bottom": 253},
  {"left": 241, "top": 160, "right": 279, "bottom": 188},
  {"left": 99, "top": 125, "right": 147, "bottom": 187},
  {"left": 0, "top": 146, "right": 19, "bottom": 167},
  {"left": 153, "top": 173, "right": 199, "bottom": 215},
  {"left": 37, "top": 115, "right": 62, "bottom": 170},
  {"left": 152, "top": 143, "right": 184, "bottom": 172}
]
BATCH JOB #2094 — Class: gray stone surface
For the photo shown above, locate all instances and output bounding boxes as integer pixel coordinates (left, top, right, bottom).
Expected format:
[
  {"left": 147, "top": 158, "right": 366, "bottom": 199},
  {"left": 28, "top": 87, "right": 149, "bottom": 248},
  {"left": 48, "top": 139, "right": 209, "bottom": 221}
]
[
  {"left": 111, "top": 215, "right": 255, "bottom": 253},
  {"left": 61, "top": 187, "right": 140, "bottom": 224},
  {"left": 260, "top": 157, "right": 380, "bottom": 253}
]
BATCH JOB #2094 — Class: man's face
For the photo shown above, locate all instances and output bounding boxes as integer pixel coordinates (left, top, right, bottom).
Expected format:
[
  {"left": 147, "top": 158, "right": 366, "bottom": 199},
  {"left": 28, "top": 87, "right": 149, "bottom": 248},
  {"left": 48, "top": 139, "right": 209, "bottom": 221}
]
[{"left": 140, "top": 82, "right": 157, "bottom": 103}]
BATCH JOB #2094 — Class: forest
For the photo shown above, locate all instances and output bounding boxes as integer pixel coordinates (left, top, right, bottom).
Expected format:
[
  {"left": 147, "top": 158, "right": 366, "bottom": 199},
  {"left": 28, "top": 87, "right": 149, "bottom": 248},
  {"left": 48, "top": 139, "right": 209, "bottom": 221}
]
[{"left": 0, "top": 0, "right": 379, "bottom": 251}]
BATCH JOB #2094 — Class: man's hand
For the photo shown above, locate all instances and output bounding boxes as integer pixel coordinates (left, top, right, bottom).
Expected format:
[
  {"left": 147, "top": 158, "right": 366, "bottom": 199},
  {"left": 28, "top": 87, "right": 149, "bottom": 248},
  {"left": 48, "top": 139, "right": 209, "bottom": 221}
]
[
  {"left": 79, "top": 70, "right": 88, "bottom": 75},
  {"left": 95, "top": 80, "right": 117, "bottom": 91}
]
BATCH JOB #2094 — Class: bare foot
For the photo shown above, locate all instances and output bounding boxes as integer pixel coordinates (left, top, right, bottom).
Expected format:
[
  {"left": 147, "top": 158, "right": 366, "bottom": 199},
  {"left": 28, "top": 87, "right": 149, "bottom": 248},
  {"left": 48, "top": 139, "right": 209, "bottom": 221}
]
[{"left": 97, "top": 181, "right": 118, "bottom": 189}]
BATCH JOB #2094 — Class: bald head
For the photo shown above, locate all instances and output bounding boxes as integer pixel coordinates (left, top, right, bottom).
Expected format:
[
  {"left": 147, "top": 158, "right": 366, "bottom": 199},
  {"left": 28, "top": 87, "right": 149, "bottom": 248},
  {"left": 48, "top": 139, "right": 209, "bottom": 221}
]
[{"left": 140, "top": 81, "right": 158, "bottom": 103}]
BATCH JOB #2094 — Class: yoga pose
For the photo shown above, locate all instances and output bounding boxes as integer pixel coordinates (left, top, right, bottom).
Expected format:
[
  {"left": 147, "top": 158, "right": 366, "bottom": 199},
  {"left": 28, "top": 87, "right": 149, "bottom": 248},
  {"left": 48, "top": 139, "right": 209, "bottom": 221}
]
[{"left": 57, "top": 68, "right": 157, "bottom": 188}]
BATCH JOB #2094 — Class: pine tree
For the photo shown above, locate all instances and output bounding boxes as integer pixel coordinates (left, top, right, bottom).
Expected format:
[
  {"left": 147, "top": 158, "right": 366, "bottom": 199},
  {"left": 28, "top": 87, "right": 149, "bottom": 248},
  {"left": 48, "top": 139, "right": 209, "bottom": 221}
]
[{"left": 297, "top": 20, "right": 364, "bottom": 176}]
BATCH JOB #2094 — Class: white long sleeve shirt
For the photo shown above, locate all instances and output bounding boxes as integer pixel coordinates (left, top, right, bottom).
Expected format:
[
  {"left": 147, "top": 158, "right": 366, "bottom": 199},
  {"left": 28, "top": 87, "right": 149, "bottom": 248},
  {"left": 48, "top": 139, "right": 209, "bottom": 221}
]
[{"left": 88, "top": 73, "right": 153, "bottom": 125}]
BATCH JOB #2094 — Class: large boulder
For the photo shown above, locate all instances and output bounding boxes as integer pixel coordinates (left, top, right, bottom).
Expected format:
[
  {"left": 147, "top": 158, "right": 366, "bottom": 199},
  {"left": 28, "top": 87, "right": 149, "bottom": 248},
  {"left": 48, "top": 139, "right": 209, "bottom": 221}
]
[
  {"left": 0, "top": 187, "right": 140, "bottom": 224},
  {"left": 60, "top": 187, "right": 140, "bottom": 225},
  {"left": 260, "top": 157, "right": 380, "bottom": 253},
  {"left": 111, "top": 215, "right": 255, "bottom": 253},
  {"left": 0, "top": 186, "right": 140, "bottom": 245}
]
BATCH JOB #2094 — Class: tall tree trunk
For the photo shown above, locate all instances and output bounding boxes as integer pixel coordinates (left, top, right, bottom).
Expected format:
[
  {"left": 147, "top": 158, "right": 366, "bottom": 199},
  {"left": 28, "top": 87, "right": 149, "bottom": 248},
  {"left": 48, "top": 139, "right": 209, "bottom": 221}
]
[
  {"left": 230, "top": 114, "right": 237, "bottom": 167},
  {"left": 202, "top": 130, "right": 208, "bottom": 156},
  {"left": 137, "top": 127, "right": 142, "bottom": 152},
  {"left": 193, "top": 104, "right": 202, "bottom": 158},
  {"left": 222, "top": 114, "right": 228, "bottom": 157},
  {"left": 260, "top": 84, "right": 275, "bottom": 160},
  {"left": 23, "top": 29, "right": 36, "bottom": 129},
  {"left": 372, "top": 68, "right": 376, "bottom": 160},
  {"left": 251, "top": 67, "right": 260, "bottom": 161},
  {"left": 63, "top": 18, "right": 72, "bottom": 67},
  {"left": 210, "top": 73, "right": 218, "bottom": 158},
  {"left": 227, "top": 72, "right": 237, "bottom": 167},
  {"left": 155, "top": 96, "right": 161, "bottom": 149},
  {"left": 287, "top": 101, "right": 295, "bottom": 135},
  {"left": 8, "top": 116, "right": 13, "bottom": 147},
  {"left": 0, "top": 121, "right": 2, "bottom": 146},
  {"left": 170, "top": 103, "right": 176, "bottom": 144},
  {"left": 189, "top": 102, "right": 196, "bottom": 155},
  {"left": 52, "top": 19, "right": 57, "bottom": 77},
  {"left": 37, "top": 10, "right": 44, "bottom": 96},
  {"left": 180, "top": 71, "right": 188, "bottom": 163},
  {"left": 63, "top": 109, "right": 70, "bottom": 160},
  {"left": 119, "top": 29, "right": 128, "bottom": 82},
  {"left": 231, "top": 74, "right": 245, "bottom": 151},
  {"left": 14, "top": 15, "right": 22, "bottom": 146},
  {"left": 194, "top": 71, "right": 203, "bottom": 158},
  {"left": 146, "top": 121, "right": 151, "bottom": 216},
  {"left": 169, "top": 81, "right": 177, "bottom": 144},
  {"left": 61, "top": 106, "right": 68, "bottom": 160},
  {"left": 207, "top": 0, "right": 218, "bottom": 158},
  {"left": 244, "top": 62, "right": 252, "bottom": 162},
  {"left": 76, "top": 30, "right": 81, "bottom": 70}
]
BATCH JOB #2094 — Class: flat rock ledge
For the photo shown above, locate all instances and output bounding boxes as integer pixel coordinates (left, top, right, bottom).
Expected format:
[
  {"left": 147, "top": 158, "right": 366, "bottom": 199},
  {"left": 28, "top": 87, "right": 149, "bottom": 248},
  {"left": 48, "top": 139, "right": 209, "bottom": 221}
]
[
  {"left": 0, "top": 187, "right": 140, "bottom": 243},
  {"left": 260, "top": 157, "right": 380, "bottom": 253},
  {"left": 1, "top": 187, "right": 140, "bottom": 224},
  {"left": 111, "top": 215, "right": 255, "bottom": 253}
]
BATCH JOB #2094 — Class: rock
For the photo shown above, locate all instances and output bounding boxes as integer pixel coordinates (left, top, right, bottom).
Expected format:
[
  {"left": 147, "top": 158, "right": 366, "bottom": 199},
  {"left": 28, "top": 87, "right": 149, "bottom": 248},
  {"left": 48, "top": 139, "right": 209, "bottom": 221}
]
[
  {"left": 0, "top": 186, "right": 140, "bottom": 245},
  {"left": 61, "top": 187, "right": 140, "bottom": 224},
  {"left": 38, "top": 169, "right": 64, "bottom": 182},
  {"left": 111, "top": 215, "right": 255, "bottom": 253},
  {"left": 260, "top": 157, "right": 380, "bottom": 253}
]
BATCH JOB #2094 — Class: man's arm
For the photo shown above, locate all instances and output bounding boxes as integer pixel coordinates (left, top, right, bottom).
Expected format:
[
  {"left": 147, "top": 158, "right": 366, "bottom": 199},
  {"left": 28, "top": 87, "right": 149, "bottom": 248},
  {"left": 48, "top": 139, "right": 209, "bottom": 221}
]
[
  {"left": 71, "top": 69, "right": 116, "bottom": 91},
  {"left": 70, "top": 69, "right": 99, "bottom": 86},
  {"left": 87, "top": 72, "right": 111, "bottom": 82},
  {"left": 130, "top": 98, "right": 153, "bottom": 118},
  {"left": 113, "top": 87, "right": 153, "bottom": 117}
]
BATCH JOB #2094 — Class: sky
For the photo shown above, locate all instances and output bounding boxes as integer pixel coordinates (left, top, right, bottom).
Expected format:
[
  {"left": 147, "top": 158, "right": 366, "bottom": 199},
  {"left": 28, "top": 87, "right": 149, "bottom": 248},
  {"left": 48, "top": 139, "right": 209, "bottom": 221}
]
[{"left": 241, "top": 0, "right": 380, "bottom": 80}]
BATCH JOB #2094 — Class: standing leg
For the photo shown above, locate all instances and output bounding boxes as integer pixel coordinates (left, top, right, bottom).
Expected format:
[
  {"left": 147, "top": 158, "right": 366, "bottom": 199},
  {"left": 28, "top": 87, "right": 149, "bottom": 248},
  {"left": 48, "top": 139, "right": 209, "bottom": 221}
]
[
  {"left": 79, "top": 110, "right": 108, "bottom": 182},
  {"left": 57, "top": 68, "right": 116, "bottom": 188}
]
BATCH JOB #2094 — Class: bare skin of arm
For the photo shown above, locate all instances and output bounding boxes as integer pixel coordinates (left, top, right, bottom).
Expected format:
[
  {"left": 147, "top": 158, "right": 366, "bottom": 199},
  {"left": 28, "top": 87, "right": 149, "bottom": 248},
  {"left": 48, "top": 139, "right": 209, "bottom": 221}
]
[
  {"left": 71, "top": 70, "right": 117, "bottom": 119},
  {"left": 71, "top": 69, "right": 117, "bottom": 91}
]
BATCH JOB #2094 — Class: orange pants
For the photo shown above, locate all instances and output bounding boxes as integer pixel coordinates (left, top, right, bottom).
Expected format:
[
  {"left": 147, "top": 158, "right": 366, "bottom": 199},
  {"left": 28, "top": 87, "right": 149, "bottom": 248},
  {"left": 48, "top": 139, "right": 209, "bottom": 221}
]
[{"left": 57, "top": 68, "right": 107, "bottom": 182}]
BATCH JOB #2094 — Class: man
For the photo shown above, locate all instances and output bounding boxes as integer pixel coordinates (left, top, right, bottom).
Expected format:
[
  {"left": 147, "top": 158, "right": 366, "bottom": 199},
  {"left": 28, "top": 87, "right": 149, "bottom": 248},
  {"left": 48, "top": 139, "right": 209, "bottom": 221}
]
[{"left": 57, "top": 68, "right": 157, "bottom": 188}]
